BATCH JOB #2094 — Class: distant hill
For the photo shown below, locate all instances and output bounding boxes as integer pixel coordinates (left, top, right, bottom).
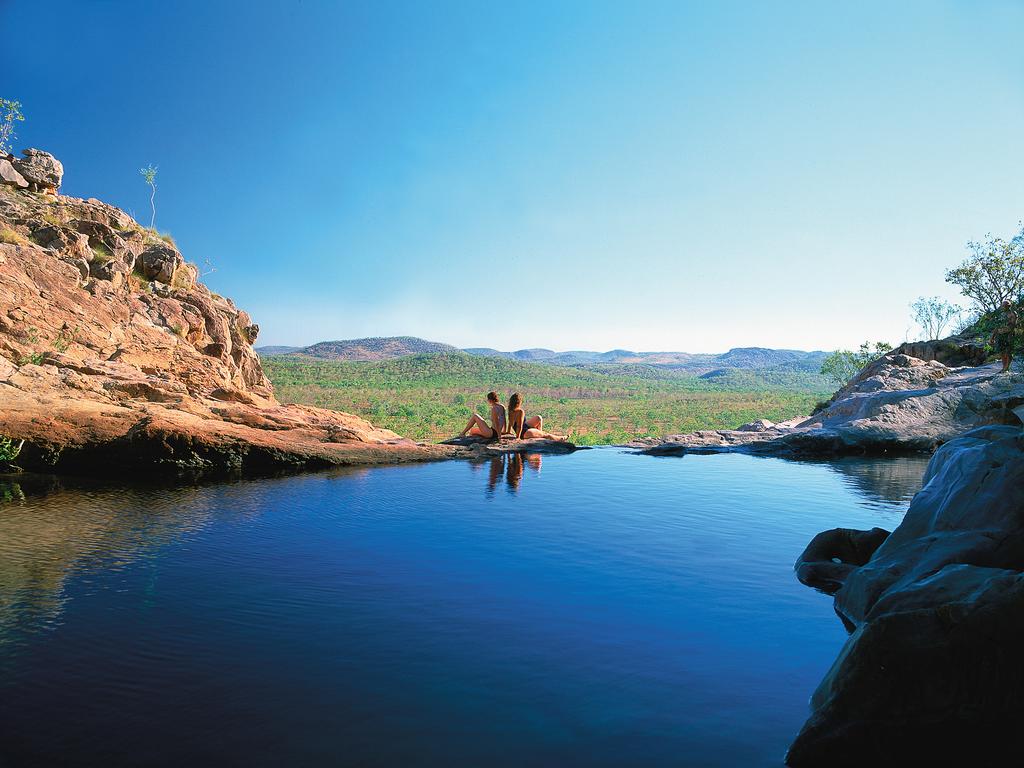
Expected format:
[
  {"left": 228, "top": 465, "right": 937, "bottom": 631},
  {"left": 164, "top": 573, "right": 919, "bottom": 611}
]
[
  {"left": 261, "top": 336, "right": 828, "bottom": 383},
  {"left": 282, "top": 336, "right": 460, "bottom": 361}
]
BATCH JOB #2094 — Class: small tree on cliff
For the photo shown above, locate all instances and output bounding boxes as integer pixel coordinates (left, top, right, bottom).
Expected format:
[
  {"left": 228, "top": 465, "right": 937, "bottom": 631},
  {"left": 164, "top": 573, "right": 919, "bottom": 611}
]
[
  {"left": 945, "top": 227, "right": 1024, "bottom": 315},
  {"left": 0, "top": 98, "right": 25, "bottom": 156},
  {"left": 140, "top": 164, "right": 158, "bottom": 229},
  {"left": 820, "top": 341, "right": 894, "bottom": 387},
  {"left": 910, "top": 296, "right": 961, "bottom": 341}
]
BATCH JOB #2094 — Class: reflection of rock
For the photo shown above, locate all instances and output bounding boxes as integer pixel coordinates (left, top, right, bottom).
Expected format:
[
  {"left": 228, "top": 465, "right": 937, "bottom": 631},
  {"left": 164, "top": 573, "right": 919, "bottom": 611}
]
[
  {"left": 787, "top": 425, "right": 1024, "bottom": 765},
  {"left": 0, "top": 482, "right": 214, "bottom": 642},
  {"left": 822, "top": 455, "right": 930, "bottom": 507}
]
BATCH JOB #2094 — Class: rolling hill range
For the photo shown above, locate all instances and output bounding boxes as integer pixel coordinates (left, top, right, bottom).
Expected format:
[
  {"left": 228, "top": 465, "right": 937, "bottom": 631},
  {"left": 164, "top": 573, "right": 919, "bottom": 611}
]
[
  {"left": 260, "top": 336, "right": 829, "bottom": 376},
  {"left": 272, "top": 336, "right": 461, "bottom": 361}
]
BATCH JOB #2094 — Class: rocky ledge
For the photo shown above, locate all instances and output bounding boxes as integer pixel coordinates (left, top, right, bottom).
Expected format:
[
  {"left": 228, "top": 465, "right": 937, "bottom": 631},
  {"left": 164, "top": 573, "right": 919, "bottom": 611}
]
[
  {"left": 786, "top": 423, "right": 1024, "bottom": 765},
  {"left": 0, "top": 149, "right": 466, "bottom": 475},
  {"left": 630, "top": 351, "right": 1024, "bottom": 457},
  {"left": 441, "top": 435, "right": 583, "bottom": 455}
]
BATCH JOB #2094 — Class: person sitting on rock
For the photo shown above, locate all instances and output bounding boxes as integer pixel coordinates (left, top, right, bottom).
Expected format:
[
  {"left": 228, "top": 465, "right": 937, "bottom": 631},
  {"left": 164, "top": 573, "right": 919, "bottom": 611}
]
[
  {"left": 991, "top": 300, "right": 1020, "bottom": 373},
  {"left": 507, "top": 392, "right": 568, "bottom": 441},
  {"left": 459, "top": 391, "right": 506, "bottom": 441}
]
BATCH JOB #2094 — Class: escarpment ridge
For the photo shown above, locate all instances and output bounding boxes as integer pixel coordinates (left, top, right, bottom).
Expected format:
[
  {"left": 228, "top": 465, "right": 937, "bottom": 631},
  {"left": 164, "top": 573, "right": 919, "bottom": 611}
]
[{"left": 0, "top": 148, "right": 465, "bottom": 475}]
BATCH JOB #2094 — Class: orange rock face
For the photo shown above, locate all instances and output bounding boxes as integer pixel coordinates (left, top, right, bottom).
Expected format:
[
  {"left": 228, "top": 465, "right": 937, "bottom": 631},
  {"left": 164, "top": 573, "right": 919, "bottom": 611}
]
[{"left": 0, "top": 174, "right": 461, "bottom": 475}]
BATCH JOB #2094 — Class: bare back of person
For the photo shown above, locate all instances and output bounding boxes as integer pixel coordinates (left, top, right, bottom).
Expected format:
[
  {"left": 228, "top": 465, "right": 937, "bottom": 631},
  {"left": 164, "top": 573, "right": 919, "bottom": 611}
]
[{"left": 459, "top": 391, "right": 506, "bottom": 440}]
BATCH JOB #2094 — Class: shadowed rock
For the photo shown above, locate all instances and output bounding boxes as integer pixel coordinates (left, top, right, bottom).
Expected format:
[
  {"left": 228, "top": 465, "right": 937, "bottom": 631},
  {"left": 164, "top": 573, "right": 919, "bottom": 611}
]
[
  {"left": 787, "top": 425, "right": 1024, "bottom": 765},
  {"left": 794, "top": 527, "right": 890, "bottom": 595}
]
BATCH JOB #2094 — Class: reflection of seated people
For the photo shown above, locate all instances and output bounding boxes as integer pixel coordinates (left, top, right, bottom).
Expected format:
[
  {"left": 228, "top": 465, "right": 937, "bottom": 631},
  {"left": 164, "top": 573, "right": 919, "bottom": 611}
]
[
  {"left": 506, "top": 452, "right": 524, "bottom": 492},
  {"left": 486, "top": 456, "right": 504, "bottom": 495}
]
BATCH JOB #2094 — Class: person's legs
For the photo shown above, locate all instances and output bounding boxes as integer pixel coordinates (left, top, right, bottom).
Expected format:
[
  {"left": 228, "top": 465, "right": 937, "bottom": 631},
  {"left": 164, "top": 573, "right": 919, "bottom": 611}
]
[
  {"left": 460, "top": 413, "right": 495, "bottom": 437},
  {"left": 522, "top": 415, "right": 567, "bottom": 441}
]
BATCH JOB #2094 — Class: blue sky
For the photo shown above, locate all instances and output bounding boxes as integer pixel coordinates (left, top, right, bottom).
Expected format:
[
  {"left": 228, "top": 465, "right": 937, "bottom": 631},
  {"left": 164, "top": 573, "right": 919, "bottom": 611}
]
[{"left": 3, "top": 0, "right": 1022, "bottom": 352}]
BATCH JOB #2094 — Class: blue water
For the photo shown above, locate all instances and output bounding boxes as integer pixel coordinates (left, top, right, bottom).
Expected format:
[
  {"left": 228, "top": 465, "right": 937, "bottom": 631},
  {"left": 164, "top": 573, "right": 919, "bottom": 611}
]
[{"left": 0, "top": 449, "right": 928, "bottom": 767}]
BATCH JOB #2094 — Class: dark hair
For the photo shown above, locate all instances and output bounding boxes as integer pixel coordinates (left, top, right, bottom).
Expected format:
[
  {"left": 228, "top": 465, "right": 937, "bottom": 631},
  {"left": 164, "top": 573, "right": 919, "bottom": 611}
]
[
  {"left": 508, "top": 392, "right": 522, "bottom": 411},
  {"left": 486, "top": 391, "right": 499, "bottom": 403}
]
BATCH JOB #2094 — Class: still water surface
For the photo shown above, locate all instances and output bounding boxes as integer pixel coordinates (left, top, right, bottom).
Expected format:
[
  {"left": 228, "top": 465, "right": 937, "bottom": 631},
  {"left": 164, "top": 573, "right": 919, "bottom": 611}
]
[{"left": 0, "top": 449, "right": 929, "bottom": 767}]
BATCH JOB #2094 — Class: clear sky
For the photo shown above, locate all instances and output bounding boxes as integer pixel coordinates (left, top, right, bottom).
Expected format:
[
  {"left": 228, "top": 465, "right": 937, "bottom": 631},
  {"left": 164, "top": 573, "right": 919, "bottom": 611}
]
[{"left": 3, "top": 0, "right": 1022, "bottom": 352}]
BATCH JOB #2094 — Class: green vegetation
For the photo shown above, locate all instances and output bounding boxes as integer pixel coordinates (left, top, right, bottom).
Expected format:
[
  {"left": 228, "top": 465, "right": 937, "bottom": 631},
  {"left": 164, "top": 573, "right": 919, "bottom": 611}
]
[
  {"left": 0, "top": 227, "right": 28, "bottom": 245},
  {"left": 0, "top": 436, "right": 24, "bottom": 464},
  {"left": 910, "top": 296, "right": 961, "bottom": 341},
  {"left": 0, "top": 98, "right": 24, "bottom": 155},
  {"left": 90, "top": 241, "right": 112, "bottom": 263},
  {"left": 942, "top": 225, "right": 1024, "bottom": 365},
  {"left": 945, "top": 227, "right": 1024, "bottom": 314},
  {"left": 819, "top": 341, "right": 894, "bottom": 387},
  {"left": 264, "top": 353, "right": 827, "bottom": 445},
  {"left": 143, "top": 227, "right": 177, "bottom": 248}
]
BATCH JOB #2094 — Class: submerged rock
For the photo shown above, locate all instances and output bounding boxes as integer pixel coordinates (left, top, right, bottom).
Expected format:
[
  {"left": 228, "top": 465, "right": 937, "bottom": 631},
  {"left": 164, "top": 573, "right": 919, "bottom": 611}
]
[{"left": 787, "top": 425, "right": 1024, "bottom": 765}]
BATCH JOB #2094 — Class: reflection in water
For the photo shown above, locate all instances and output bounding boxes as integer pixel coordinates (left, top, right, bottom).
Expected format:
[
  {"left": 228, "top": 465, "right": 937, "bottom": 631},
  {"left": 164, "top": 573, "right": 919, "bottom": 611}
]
[
  {"left": 0, "top": 482, "right": 220, "bottom": 646},
  {"left": 824, "top": 455, "right": 931, "bottom": 509},
  {"left": 469, "top": 453, "right": 544, "bottom": 495},
  {"left": 0, "top": 452, "right": 942, "bottom": 766}
]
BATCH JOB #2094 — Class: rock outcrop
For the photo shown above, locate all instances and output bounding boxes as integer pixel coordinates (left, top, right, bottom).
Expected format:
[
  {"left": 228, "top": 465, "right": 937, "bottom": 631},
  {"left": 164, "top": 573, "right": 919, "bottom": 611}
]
[
  {"left": 0, "top": 149, "right": 466, "bottom": 475},
  {"left": 787, "top": 425, "right": 1024, "bottom": 765},
  {"left": 632, "top": 352, "right": 1024, "bottom": 457},
  {"left": 10, "top": 148, "right": 63, "bottom": 194},
  {"left": 441, "top": 435, "right": 583, "bottom": 455}
]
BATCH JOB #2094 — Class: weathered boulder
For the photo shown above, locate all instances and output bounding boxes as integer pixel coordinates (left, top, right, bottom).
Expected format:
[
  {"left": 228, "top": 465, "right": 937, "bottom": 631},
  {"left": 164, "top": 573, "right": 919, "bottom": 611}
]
[
  {"left": 787, "top": 425, "right": 1024, "bottom": 765},
  {"left": 894, "top": 332, "right": 988, "bottom": 368},
  {"left": 634, "top": 356, "right": 1024, "bottom": 457},
  {"left": 30, "top": 224, "right": 92, "bottom": 262},
  {"left": 137, "top": 242, "right": 183, "bottom": 283},
  {"left": 737, "top": 418, "right": 775, "bottom": 432},
  {"left": 12, "top": 148, "right": 63, "bottom": 193},
  {"left": 794, "top": 527, "right": 890, "bottom": 595},
  {"left": 833, "top": 424, "right": 1024, "bottom": 626},
  {"left": 0, "top": 158, "right": 28, "bottom": 189}
]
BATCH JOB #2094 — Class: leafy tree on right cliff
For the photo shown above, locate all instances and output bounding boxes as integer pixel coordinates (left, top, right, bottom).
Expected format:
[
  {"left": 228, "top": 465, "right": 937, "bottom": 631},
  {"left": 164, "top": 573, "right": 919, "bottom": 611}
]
[
  {"left": 0, "top": 98, "right": 25, "bottom": 156},
  {"left": 945, "top": 226, "right": 1024, "bottom": 315},
  {"left": 820, "top": 341, "right": 894, "bottom": 387}
]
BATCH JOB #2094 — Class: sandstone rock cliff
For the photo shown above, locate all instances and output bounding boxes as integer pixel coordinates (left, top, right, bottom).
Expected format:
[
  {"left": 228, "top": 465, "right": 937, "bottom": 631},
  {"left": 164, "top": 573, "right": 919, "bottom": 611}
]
[{"left": 0, "top": 149, "right": 462, "bottom": 474}]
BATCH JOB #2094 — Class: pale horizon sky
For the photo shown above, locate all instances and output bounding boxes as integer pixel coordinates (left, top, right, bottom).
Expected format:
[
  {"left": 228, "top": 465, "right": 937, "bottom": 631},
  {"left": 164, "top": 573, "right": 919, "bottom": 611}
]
[{"left": 4, "top": 0, "right": 1023, "bottom": 353}]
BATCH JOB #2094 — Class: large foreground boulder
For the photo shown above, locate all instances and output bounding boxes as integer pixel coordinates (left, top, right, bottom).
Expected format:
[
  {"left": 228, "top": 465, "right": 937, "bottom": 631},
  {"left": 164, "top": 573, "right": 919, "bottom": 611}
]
[{"left": 787, "top": 425, "right": 1024, "bottom": 765}]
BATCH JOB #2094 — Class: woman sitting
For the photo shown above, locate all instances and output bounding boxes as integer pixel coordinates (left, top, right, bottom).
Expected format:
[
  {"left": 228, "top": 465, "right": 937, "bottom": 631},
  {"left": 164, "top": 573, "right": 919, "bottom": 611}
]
[
  {"left": 458, "top": 391, "right": 506, "bottom": 441},
  {"left": 507, "top": 392, "right": 567, "bottom": 441}
]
